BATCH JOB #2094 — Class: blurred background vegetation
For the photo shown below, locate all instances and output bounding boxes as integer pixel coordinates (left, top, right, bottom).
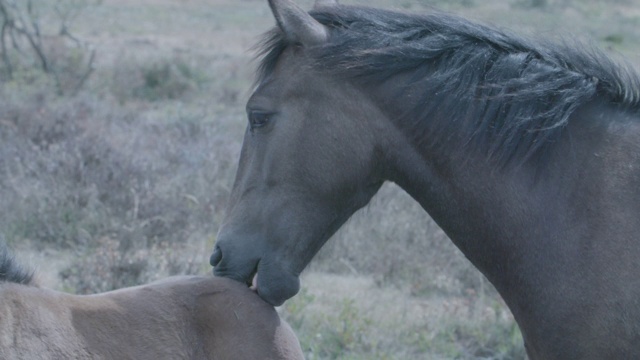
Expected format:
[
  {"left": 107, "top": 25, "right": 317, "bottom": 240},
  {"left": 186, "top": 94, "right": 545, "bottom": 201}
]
[{"left": 2, "top": 0, "right": 639, "bottom": 359}]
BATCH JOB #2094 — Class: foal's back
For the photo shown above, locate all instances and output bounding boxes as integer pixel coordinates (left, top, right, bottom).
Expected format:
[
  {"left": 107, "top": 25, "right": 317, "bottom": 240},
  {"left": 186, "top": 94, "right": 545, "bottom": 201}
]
[{"left": 0, "top": 276, "right": 304, "bottom": 360}]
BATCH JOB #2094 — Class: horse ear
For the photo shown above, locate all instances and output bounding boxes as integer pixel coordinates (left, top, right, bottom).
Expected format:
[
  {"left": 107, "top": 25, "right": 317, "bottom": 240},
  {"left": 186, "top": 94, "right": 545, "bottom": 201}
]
[{"left": 268, "top": 0, "right": 329, "bottom": 46}]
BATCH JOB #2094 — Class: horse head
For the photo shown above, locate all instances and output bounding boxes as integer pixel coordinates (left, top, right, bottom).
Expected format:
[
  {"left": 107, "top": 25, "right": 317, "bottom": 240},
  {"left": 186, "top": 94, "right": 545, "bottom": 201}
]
[{"left": 211, "top": 0, "right": 390, "bottom": 306}]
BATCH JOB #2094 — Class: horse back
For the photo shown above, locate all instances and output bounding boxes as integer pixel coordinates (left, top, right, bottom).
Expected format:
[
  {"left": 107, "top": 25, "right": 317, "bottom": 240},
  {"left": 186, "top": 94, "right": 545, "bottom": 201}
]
[
  {"left": 75, "top": 275, "right": 304, "bottom": 360},
  {"left": 0, "top": 276, "right": 303, "bottom": 360}
]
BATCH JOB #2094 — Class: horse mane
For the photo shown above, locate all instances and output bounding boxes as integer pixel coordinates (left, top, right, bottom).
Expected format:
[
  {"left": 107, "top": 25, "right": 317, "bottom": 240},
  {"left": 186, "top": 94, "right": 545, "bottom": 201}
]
[
  {"left": 256, "top": 4, "right": 640, "bottom": 165},
  {"left": 0, "top": 244, "right": 34, "bottom": 285}
]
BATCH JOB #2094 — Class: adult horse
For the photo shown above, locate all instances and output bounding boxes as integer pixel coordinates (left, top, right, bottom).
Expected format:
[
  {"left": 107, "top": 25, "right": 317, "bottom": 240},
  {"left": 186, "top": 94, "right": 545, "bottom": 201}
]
[
  {"left": 211, "top": 0, "right": 640, "bottom": 358},
  {"left": 0, "top": 247, "right": 303, "bottom": 359}
]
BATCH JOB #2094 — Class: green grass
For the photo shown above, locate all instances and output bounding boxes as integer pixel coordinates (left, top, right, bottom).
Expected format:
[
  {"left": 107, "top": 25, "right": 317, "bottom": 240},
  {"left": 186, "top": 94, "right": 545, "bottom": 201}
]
[{"left": 279, "top": 273, "right": 526, "bottom": 360}]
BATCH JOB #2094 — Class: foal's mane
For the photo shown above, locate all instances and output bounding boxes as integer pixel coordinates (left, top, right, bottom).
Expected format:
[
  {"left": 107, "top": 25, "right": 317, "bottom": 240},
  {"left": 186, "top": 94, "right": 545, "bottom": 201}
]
[
  {"left": 0, "top": 244, "right": 33, "bottom": 285},
  {"left": 256, "top": 4, "right": 640, "bottom": 165}
]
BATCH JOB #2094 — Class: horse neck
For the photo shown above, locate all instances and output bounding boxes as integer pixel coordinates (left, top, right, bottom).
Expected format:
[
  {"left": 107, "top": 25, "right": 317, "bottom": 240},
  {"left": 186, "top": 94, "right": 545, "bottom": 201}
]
[
  {"left": 382, "top": 93, "right": 640, "bottom": 349},
  {"left": 385, "top": 128, "right": 552, "bottom": 272},
  {"left": 374, "top": 78, "right": 578, "bottom": 294}
]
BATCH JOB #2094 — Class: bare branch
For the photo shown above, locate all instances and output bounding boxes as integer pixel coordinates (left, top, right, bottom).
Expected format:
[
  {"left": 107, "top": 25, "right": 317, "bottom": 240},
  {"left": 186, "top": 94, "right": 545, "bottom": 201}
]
[
  {"left": 0, "top": 22, "right": 12, "bottom": 78},
  {"left": 71, "top": 47, "right": 95, "bottom": 94},
  {"left": 0, "top": 0, "right": 99, "bottom": 92}
]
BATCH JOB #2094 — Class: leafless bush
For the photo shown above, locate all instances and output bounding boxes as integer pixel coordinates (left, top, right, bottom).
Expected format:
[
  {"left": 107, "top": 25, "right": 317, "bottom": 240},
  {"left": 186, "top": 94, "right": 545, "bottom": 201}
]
[
  {"left": 0, "top": 0, "right": 98, "bottom": 94},
  {"left": 107, "top": 53, "right": 215, "bottom": 103},
  {"left": 0, "top": 77, "right": 239, "bottom": 251},
  {"left": 59, "top": 237, "right": 205, "bottom": 294},
  {"left": 0, "top": 88, "right": 232, "bottom": 291}
]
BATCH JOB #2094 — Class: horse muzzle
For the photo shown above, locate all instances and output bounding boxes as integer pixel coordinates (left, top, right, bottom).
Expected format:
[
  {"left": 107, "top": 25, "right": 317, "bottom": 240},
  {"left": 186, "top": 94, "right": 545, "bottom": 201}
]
[{"left": 210, "top": 243, "right": 300, "bottom": 306}]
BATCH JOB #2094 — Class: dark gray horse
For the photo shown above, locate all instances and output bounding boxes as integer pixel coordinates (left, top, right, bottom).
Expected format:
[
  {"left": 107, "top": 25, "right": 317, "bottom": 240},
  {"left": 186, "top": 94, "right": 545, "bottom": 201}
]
[{"left": 211, "top": 0, "right": 640, "bottom": 358}]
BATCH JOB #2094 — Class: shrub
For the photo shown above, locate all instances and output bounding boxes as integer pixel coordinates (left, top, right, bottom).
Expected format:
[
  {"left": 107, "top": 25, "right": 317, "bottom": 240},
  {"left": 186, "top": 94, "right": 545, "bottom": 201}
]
[
  {"left": 281, "top": 292, "right": 377, "bottom": 360},
  {"left": 0, "top": 0, "right": 98, "bottom": 94},
  {"left": 0, "top": 78, "right": 238, "bottom": 251},
  {"left": 59, "top": 237, "right": 205, "bottom": 294},
  {"left": 109, "top": 56, "right": 208, "bottom": 102}
]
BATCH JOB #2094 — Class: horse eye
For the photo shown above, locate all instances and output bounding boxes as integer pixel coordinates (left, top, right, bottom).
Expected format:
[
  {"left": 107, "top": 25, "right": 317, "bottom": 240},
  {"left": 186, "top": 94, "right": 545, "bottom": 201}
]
[{"left": 249, "top": 111, "right": 272, "bottom": 129}]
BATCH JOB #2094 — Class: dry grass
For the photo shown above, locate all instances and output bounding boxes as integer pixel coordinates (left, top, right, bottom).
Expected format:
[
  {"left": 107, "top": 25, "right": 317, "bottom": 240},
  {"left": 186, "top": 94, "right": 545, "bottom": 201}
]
[{"left": 4, "top": 0, "right": 640, "bottom": 359}]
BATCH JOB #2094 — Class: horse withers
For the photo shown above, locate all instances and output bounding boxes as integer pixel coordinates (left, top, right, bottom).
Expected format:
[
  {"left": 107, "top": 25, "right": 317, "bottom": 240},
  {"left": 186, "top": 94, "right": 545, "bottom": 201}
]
[
  {"left": 0, "top": 247, "right": 303, "bottom": 359},
  {"left": 212, "top": 0, "right": 640, "bottom": 358}
]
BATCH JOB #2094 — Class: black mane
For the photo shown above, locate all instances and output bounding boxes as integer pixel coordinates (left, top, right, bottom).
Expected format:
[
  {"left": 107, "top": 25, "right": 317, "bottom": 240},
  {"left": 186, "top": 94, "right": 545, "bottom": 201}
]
[
  {"left": 0, "top": 244, "right": 33, "bottom": 285},
  {"left": 256, "top": 4, "right": 640, "bottom": 165}
]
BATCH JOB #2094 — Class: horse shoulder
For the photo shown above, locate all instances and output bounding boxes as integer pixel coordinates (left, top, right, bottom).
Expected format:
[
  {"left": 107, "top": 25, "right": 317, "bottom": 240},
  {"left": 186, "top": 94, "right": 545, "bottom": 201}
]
[{"left": 191, "top": 276, "right": 304, "bottom": 360}]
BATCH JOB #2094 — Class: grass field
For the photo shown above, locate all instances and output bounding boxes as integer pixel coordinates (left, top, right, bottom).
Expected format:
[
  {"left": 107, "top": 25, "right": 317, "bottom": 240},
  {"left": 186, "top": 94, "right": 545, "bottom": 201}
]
[{"left": 3, "top": 0, "right": 640, "bottom": 359}]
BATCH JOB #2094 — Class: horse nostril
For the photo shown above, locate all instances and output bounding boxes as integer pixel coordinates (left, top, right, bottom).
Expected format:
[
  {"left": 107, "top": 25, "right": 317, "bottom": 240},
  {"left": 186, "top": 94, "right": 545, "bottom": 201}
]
[{"left": 210, "top": 246, "right": 222, "bottom": 267}]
